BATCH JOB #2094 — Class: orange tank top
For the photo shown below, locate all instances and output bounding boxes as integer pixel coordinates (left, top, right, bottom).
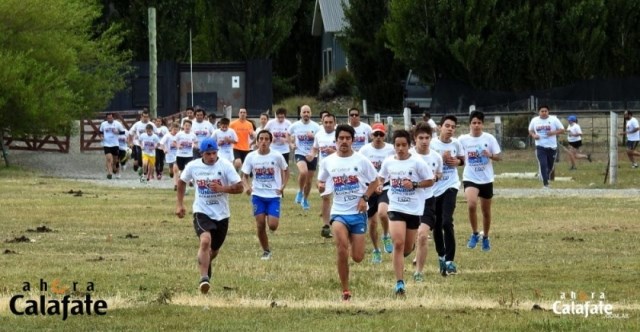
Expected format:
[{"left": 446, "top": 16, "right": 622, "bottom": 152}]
[{"left": 229, "top": 119, "right": 254, "bottom": 151}]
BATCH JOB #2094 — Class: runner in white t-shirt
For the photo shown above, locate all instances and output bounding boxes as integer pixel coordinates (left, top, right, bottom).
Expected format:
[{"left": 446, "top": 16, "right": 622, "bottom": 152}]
[
  {"left": 160, "top": 122, "right": 180, "bottom": 189},
  {"left": 459, "top": 111, "right": 501, "bottom": 253},
  {"left": 175, "top": 137, "right": 243, "bottom": 295},
  {"left": 409, "top": 123, "right": 442, "bottom": 282},
  {"left": 308, "top": 113, "right": 337, "bottom": 238},
  {"left": 528, "top": 105, "right": 565, "bottom": 187},
  {"left": 128, "top": 110, "right": 157, "bottom": 174},
  {"left": 211, "top": 118, "right": 238, "bottom": 163},
  {"left": 317, "top": 124, "right": 379, "bottom": 302},
  {"left": 622, "top": 110, "right": 640, "bottom": 168},
  {"left": 264, "top": 107, "right": 292, "bottom": 162},
  {"left": 358, "top": 123, "right": 395, "bottom": 262},
  {"left": 430, "top": 115, "right": 465, "bottom": 276},
  {"left": 565, "top": 115, "right": 592, "bottom": 170},
  {"left": 173, "top": 120, "right": 198, "bottom": 188},
  {"left": 347, "top": 107, "right": 372, "bottom": 152},
  {"left": 288, "top": 105, "right": 321, "bottom": 210},
  {"left": 240, "top": 130, "right": 290, "bottom": 260},
  {"left": 379, "top": 129, "right": 434, "bottom": 297},
  {"left": 99, "top": 112, "right": 126, "bottom": 179},
  {"left": 138, "top": 124, "right": 160, "bottom": 182},
  {"left": 191, "top": 109, "right": 216, "bottom": 158},
  {"left": 153, "top": 118, "right": 169, "bottom": 179}
]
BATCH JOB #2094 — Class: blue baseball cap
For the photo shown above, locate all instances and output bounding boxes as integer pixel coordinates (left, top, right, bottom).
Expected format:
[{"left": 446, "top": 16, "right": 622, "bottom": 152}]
[
  {"left": 567, "top": 115, "right": 577, "bottom": 122},
  {"left": 199, "top": 137, "right": 218, "bottom": 152}
]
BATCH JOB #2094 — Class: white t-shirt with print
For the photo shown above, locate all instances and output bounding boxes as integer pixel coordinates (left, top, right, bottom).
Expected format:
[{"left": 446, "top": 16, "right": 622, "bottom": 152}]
[
  {"left": 317, "top": 152, "right": 378, "bottom": 215},
  {"left": 430, "top": 137, "right": 463, "bottom": 196},
  {"left": 626, "top": 117, "right": 640, "bottom": 141},
  {"left": 358, "top": 143, "right": 395, "bottom": 172},
  {"left": 139, "top": 133, "right": 160, "bottom": 156},
  {"left": 241, "top": 150, "right": 288, "bottom": 198},
  {"left": 174, "top": 131, "right": 197, "bottom": 158},
  {"left": 351, "top": 122, "right": 372, "bottom": 152},
  {"left": 459, "top": 132, "right": 501, "bottom": 184},
  {"left": 528, "top": 115, "right": 564, "bottom": 148},
  {"left": 566, "top": 123, "right": 582, "bottom": 143},
  {"left": 129, "top": 121, "right": 157, "bottom": 146},
  {"left": 409, "top": 148, "right": 442, "bottom": 200},
  {"left": 99, "top": 120, "right": 126, "bottom": 148},
  {"left": 160, "top": 132, "right": 178, "bottom": 163},
  {"left": 180, "top": 158, "right": 241, "bottom": 220},
  {"left": 264, "top": 119, "right": 292, "bottom": 154},
  {"left": 379, "top": 154, "right": 433, "bottom": 215},
  {"left": 289, "top": 120, "right": 320, "bottom": 156},
  {"left": 211, "top": 128, "right": 238, "bottom": 162},
  {"left": 192, "top": 120, "right": 216, "bottom": 145},
  {"left": 312, "top": 130, "right": 336, "bottom": 163}
]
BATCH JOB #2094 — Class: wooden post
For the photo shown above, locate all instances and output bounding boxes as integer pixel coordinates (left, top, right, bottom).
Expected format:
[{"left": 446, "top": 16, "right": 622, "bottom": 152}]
[
  {"left": 609, "top": 111, "right": 618, "bottom": 185},
  {"left": 148, "top": 7, "right": 157, "bottom": 118}
]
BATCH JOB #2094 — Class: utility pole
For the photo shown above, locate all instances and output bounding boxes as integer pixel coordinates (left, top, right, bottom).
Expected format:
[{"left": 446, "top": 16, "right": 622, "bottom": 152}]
[{"left": 148, "top": 7, "right": 157, "bottom": 118}]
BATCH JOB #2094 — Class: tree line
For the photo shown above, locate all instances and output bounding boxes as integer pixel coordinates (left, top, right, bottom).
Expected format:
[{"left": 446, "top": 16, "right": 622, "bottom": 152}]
[{"left": 3, "top": 0, "right": 640, "bottom": 137}]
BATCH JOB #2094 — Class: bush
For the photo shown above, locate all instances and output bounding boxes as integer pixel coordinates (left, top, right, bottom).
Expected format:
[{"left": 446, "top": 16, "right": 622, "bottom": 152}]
[
  {"left": 318, "top": 70, "right": 355, "bottom": 100},
  {"left": 505, "top": 114, "right": 530, "bottom": 138}
]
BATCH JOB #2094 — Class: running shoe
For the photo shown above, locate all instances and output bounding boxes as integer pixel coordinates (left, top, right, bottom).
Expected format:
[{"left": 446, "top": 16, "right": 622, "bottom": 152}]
[
  {"left": 107, "top": 174, "right": 112, "bottom": 179},
  {"left": 199, "top": 276, "right": 210, "bottom": 294},
  {"left": 371, "top": 249, "right": 382, "bottom": 264},
  {"left": 446, "top": 261, "right": 458, "bottom": 275},
  {"left": 413, "top": 272, "right": 424, "bottom": 282},
  {"left": 342, "top": 290, "right": 352, "bottom": 302},
  {"left": 295, "top": 191, "right": 303, "bottom": 204},
  {"left": 467, "top": 233, "right": 480, "bottom": 249},
  {"left": 395, "top": 280, "right": 406, "bottom": 296},
  {"left": 261, "top": 250, "right": 272, "bottom": 260},
  {"left": 157, "top": 172, "right": 162, "bottom": 180},
  {"left": 321, "top": 225, "right": 332, "bottom": 238},
  {"left": 482, "top": 237, "right": 491, "bottom": 252},
  {"left": 439, "top": 258, "right": 447, "bottom": 276},
  {"left": 301, "top": 199, "right": 310, "bottom": 210},
  {"left": 382, "top": 235, "right": 393, "bottom": 253}
]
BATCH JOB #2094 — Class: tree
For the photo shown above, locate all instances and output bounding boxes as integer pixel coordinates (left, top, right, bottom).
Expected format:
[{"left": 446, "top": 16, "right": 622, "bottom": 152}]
[
  {"left": 385, "top": 0, "right": 636, "bottom": 91},
  {"left": 0, "top": 0, "right": 131, "bottom": 137},
  {"left": 193, "top": 0, "right": 301, "bottom": 61},
  {"left": 341, "top": 0, "right": 404, "bottom": 110}
]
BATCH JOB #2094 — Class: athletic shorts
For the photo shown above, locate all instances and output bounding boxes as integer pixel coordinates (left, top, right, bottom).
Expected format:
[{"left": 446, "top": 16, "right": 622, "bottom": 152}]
[
  {"left": 251, "top": 195, "right": 281, "bottom": 218},
  {"left": 626, "top": 140, "right": 639, "bottom": 150},
  {"left": 233, "top": 149, "right": 250, "bottom": 163},
  {"left": 378, "top": 189, "right": 389, "bottom": 204},
  {"left": 193, "top": 148, "right": 201, "bottom": 159},
  {"left": 281, "top": 153, "right": 290, "bottom": 164},
  {"left": 569, "top": 140, "right": 582, "bottom": 149},
  {"left": 142, "top": 154, "right": 156, "bottom": 166},
  {"left": 463, "top": 181, "right": 494, "bottom": 199},
  {"left": 420, "top": 196, "right": 436, "bottom": 229},
  {"left": 366, "top": 192, "right": 381, "bottom": 218},
  {"left": 118, "top": 149, "right": 127, "bottom": 161},
  {"left": 103, "top": 146, "right": 119, "bottom": 156},
  {"left": 294, "top": 154, "right": 318, "bottom": 171},
  {"left": 192, "top": 213, "right": 229, "bottom": 251},
  {"left": 176, "top": 156, "right": 193, "bottom": 171},
  {"left": 387, "top": 211, "right": 420, "bottom": 230},
  {"left": 330, "top": 213, "right": 367, "bottom": 235}
]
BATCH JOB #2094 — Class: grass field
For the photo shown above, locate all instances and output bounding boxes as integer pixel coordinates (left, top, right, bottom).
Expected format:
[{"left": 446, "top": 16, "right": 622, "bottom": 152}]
[{"left": 0, "top": 150, "right": 639, "bottom": 331}]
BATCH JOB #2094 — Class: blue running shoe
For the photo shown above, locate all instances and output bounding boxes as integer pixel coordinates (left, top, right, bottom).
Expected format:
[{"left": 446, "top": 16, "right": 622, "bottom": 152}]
[
  {"left": 482, "top": 237, "right": 491, "bottom": 252},
  {"left": 395, "top": 280, "right": 406, "bottom": 296},
  {"left": 439, "top": 257, "right": 447, "bottom": 276},
  {"left": 446, "top": 261, "right": 458, "bottom": 275},
  {"left": 302, "top": 199, "right": 310, "bottom": 210},
  {"left": 382, "top": 235, "right": 393, "bottom": 254},
  {"left": 467, "top": 233, "right": 480, "bottom": 249},
  {"left": 371, "top": 249, "right": 382, "bottom": 264},
  {"left": 295, "top": 191, "right": 303, "bottom": 204}
]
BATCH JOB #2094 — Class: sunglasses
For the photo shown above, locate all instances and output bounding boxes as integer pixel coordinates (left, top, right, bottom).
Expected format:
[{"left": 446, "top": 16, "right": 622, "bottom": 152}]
[
  {"left": 372, "top": 132, "right": 385, "bottom": 137},
  {"left": 349, "top": 113, "right": 359, "bottom": 117}
]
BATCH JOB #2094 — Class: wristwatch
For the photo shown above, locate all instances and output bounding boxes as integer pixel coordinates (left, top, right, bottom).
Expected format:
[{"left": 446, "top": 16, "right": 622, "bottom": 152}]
[
  {"left": 412, "top": 181, "right": 419, "bottom": 189},
  {"left": 361, "top": 195, "right": 369, "bottom": 202}
]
